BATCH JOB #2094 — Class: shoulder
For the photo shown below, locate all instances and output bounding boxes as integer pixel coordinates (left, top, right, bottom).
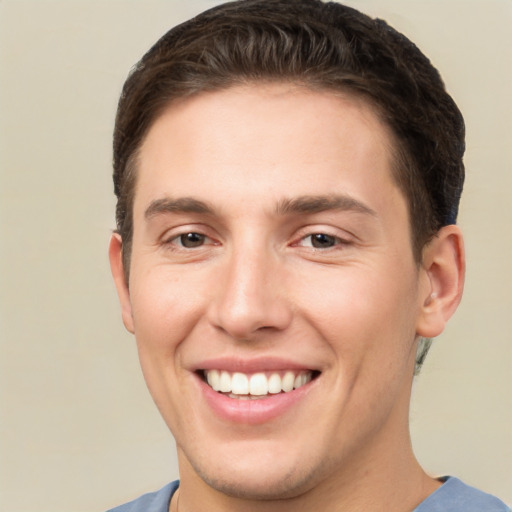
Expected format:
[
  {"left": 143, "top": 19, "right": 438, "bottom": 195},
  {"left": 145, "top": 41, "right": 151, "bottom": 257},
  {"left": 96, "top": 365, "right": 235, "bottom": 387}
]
[
  {"left": 106, "top": 481, "right": 179, "bottom": 512},
  {"left": 415, "top": 477, "right": 510, "bottom": 512}
]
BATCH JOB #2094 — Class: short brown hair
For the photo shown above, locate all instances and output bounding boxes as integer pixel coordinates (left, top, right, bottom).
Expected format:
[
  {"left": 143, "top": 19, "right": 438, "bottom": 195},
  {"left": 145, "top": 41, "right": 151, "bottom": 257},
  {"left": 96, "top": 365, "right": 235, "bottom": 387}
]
[{"left": 113, "top": 0, "right": 465, "bottom": 276}]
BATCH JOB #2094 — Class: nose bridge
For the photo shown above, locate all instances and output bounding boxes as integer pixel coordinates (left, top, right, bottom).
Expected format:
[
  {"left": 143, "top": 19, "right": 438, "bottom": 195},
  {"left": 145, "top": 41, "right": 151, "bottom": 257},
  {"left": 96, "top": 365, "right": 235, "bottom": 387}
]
[{"left": 209, "top": 234, "right": 291, "bottom": 339}]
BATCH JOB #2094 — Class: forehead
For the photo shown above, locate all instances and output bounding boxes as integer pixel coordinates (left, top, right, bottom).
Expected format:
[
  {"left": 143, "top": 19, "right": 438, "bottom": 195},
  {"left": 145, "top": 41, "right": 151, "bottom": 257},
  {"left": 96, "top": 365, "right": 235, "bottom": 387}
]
[{"left": 134, "top": 83, "right": 404, "bottom": 222}]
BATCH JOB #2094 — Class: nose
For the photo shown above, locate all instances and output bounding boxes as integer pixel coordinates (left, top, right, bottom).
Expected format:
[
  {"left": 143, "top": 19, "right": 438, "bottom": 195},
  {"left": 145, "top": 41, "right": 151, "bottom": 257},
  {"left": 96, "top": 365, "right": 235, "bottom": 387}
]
[{"left": 208, "top": 245, "right": 293, "bottom": 340}]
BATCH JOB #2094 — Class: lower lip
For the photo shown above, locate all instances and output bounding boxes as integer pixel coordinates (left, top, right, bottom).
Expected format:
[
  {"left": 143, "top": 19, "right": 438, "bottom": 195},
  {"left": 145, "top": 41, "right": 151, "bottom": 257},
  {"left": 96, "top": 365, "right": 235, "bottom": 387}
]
[{"left": 197, "top": 375, "right": 316, "bottom": 425}]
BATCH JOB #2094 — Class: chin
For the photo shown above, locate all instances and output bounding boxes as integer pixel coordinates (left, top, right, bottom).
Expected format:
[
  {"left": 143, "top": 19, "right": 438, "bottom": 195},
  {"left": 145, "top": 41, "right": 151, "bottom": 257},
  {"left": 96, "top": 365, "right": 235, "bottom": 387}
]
[
  {"left": 185, "top": 446, "right": 327, "bottom": 501},
  {"left": 199, "top": 469, "right": 313, "bottom": 501}
]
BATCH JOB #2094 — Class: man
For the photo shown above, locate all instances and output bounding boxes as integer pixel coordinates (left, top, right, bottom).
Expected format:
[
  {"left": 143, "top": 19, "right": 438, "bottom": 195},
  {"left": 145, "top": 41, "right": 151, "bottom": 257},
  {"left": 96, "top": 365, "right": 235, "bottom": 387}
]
[{"left": 107, "top": 0, "right": 510, "bottom": 510}]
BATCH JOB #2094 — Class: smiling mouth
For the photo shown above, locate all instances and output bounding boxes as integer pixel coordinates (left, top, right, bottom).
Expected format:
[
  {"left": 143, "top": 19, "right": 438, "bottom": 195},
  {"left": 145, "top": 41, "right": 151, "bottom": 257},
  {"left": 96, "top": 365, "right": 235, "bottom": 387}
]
[{"left": 201, "top": 369, "right": 319, "bottom": 399}]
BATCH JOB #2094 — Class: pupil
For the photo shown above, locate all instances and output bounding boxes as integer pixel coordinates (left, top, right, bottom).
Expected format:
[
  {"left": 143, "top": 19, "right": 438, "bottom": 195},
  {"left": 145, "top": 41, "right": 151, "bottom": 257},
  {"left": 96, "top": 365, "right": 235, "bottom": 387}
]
[
  {"left": 181, "top": 233, "right": 204, "bottom": 248},
  {"left": 311, "top": 233, "right": 335, "bottom": 248}
]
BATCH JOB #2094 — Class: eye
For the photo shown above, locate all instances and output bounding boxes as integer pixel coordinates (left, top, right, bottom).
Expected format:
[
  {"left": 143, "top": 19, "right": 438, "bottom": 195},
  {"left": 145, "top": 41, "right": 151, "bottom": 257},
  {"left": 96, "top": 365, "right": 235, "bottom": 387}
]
[
  {"left": 300, "top": 233, "right": 340, "bottom": 249},
  {"left": 174, "top": 232, "right": 208, "bottom": 248}
]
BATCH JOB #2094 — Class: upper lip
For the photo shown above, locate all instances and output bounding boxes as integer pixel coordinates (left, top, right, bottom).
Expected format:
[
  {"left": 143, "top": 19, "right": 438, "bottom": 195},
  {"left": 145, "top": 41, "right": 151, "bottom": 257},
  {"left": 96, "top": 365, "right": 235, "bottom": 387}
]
[{"left": 194, "top": 356, "right": 319, "bottom": 374}]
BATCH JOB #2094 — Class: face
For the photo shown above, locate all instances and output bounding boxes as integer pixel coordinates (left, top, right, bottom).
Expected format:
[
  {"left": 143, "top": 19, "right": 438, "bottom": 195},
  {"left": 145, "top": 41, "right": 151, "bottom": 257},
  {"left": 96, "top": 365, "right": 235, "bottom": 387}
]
[{"left": 111, "top": 84, "right": 436, "bottom": 499}]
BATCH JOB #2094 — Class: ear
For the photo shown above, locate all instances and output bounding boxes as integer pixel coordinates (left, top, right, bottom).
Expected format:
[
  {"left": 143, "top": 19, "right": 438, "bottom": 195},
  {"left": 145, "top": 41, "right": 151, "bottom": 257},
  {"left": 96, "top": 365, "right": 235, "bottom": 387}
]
[
  {"left": 416, "top": 225, "right": 465, "bottom": 338},
  {"left": 109, "top": 233, "right": 135, "bottom": 334}
]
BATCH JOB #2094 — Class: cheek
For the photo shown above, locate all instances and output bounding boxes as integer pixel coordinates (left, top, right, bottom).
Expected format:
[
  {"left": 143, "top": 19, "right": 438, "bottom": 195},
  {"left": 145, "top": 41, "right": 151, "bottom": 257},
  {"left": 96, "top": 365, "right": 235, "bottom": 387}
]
[
  {"left": 129, "top": 265, "right": 207, "bottom": 356},
  {"left": 128, "top": 267, "right": 208, "bottom": 424},
  {"left": 292, "top": 264, "right": 419, "bottom": 364}
]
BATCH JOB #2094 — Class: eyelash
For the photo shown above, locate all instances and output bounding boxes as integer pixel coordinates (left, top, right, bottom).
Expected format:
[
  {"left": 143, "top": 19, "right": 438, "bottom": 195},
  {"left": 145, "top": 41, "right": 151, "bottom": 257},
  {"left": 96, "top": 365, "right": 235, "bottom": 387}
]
[
  {"left": 164, "top": 232, "right": 215, "bottom": 249},
  {"left": 163, "top": 230, "right": 349, "bottom": 252},
  {"left": 295, "top": 233, "right": 348, "bottom": 250}
]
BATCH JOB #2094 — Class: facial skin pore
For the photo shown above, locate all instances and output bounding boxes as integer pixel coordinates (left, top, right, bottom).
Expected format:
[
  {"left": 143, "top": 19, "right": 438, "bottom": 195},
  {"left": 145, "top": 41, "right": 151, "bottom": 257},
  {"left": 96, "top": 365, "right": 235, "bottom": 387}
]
[{"left": 110, "top": 84, "right": 464, "bottom": 512}]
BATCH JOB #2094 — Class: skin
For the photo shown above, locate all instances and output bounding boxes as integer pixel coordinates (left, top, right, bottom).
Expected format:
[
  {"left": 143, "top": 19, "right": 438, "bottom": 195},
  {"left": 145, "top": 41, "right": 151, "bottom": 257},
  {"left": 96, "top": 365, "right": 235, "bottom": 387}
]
[{"left": 110, "top": 83, "right": 465, "bottom": 512}]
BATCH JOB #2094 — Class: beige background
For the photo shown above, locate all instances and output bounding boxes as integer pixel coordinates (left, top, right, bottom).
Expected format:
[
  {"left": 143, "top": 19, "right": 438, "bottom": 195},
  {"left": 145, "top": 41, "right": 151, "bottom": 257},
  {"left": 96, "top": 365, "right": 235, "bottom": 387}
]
[{"left": 0, "top": 1, "right": 510, "bottom": 510}]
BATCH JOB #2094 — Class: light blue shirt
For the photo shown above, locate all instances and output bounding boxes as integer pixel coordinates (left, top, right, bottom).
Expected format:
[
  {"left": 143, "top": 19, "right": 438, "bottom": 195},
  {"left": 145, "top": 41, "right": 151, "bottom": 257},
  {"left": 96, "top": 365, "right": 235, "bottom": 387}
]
[{"left": 107, "top": 477, "right": 510, "bottom": 512}]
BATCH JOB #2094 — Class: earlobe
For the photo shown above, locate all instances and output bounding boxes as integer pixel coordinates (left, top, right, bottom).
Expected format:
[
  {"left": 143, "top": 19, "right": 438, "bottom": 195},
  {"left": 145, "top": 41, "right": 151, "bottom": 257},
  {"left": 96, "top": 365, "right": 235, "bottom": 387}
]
[
  {"left": 108, "top": 233, "right": 135, "bottom": 334},
  {"left": 416, "top": 225, "right": 465, "bottom": 338}
]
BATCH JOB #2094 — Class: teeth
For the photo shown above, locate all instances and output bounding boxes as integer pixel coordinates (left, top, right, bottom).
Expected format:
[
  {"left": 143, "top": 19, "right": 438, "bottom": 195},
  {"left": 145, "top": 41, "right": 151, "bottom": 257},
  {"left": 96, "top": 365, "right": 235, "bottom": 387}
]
[
  {"left": 268, "top": 373, "right": 282, "bottom": 394},
  {"left": 282, "top": 371, "right": 295, "bottom": 392},
  {"left": 231, "top": 372, "right": 249, "bottom": 394},
  {"left": 206, "top": 369, "right": 220, "bottom": 391},
  {"left": 249, "top": 373, "right": 268, "bottom": 396},
  {"left": 294, "top": 373, "right": 308, "bottom": 389},
  {"left": 219, "top": 371, "right": 231, "bottom": 392},
  {"left": 203, "top": 369, "right": 313, "bottom": 397}
]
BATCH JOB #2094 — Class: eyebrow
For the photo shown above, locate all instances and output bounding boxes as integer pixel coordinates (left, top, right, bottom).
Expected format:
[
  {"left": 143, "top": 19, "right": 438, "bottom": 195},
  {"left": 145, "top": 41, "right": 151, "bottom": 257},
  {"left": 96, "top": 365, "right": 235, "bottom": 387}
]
[
  {"left": 145, "top": 197, "right": 214, "bottom": 219},
  {"left": 275, "top": 195, "right": 377, "bottom": 217},
  {"left": 144, "top": 194, "right": 377, "bottom": 220}
]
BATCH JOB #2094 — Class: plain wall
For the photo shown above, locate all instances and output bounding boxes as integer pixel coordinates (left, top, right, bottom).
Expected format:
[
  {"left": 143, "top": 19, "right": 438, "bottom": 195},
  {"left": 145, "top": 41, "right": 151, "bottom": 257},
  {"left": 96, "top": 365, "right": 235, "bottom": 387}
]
[{"left": 0, "top": 1, "right": 510, "bottom": 510}]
